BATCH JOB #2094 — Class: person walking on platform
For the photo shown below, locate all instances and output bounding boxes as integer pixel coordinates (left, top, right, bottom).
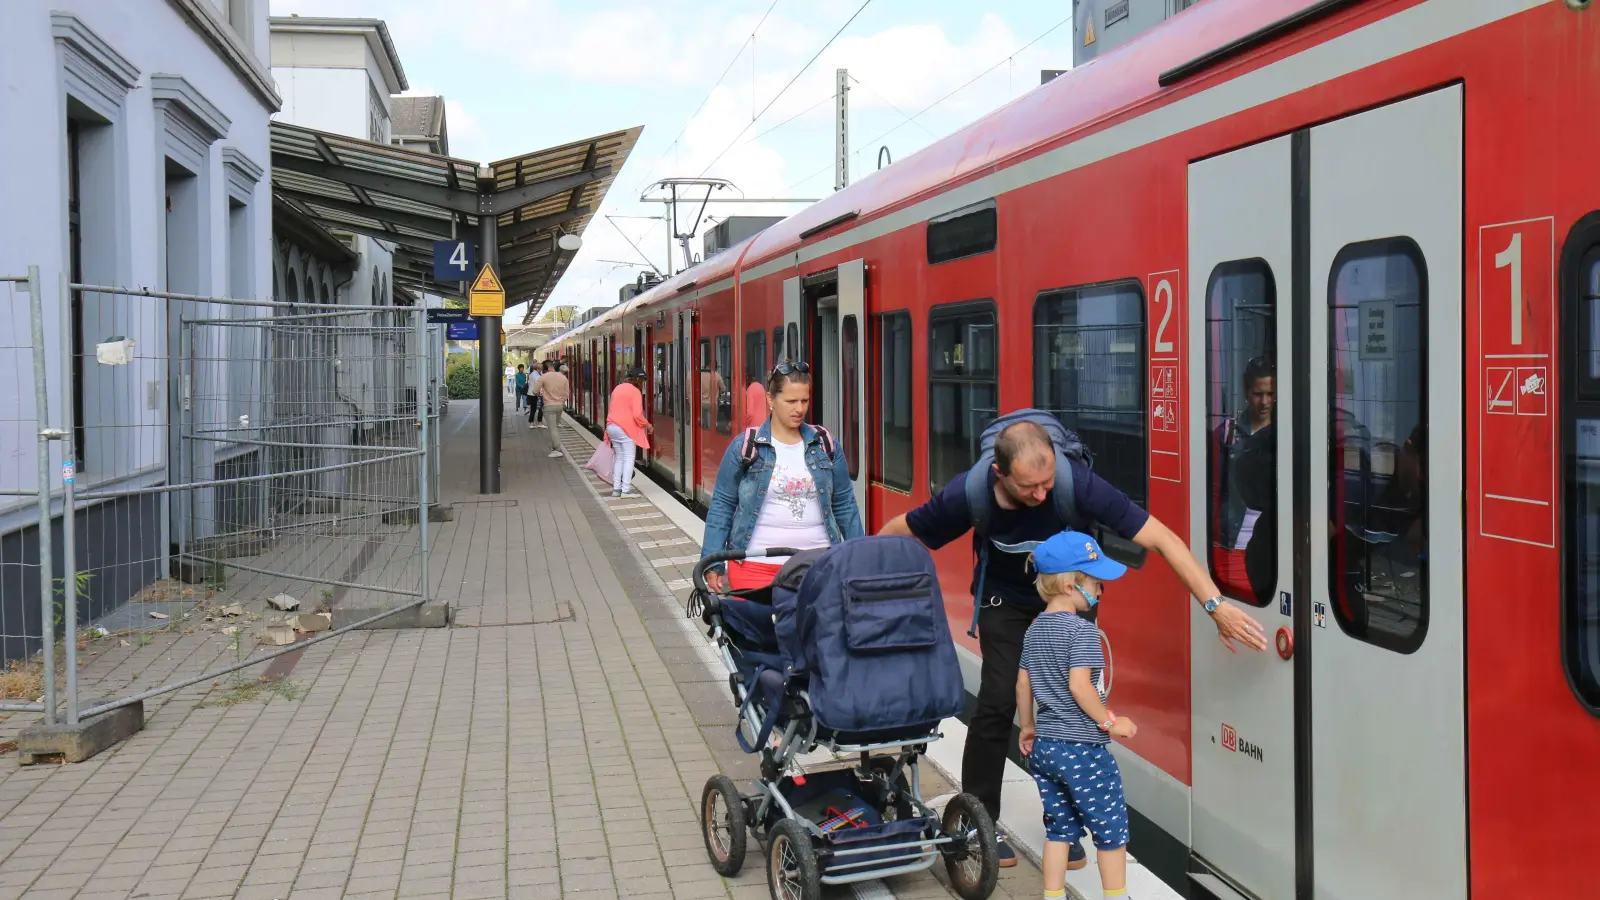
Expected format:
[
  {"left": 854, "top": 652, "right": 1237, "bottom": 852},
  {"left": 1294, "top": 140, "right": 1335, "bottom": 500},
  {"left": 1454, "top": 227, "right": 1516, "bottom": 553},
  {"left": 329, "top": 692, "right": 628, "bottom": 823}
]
[
  {"left": 606, "top": 368, "right": 652, "bottom": 498},
  {"left": 528, "top": 361, "right": 546, "bottom": 428},
  {"left": 513, "top": 364, "right": 529, "bottom": 411},
  {"left": 700, "top": 362, "right": 863, "bottom": 593},
  {"left": 536, "top": 363, "right": 570, "bottom": 458},
  {"left": 877, "top": 413, "right": 1267, "bottom": 868}
]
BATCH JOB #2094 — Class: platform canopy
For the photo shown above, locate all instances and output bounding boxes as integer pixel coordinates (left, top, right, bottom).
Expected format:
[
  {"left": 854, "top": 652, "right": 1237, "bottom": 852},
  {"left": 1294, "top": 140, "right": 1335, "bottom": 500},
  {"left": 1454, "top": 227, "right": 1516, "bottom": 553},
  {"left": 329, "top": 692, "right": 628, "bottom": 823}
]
[{"left": 270, "top": 121, "right": 641, "bottom": 320}]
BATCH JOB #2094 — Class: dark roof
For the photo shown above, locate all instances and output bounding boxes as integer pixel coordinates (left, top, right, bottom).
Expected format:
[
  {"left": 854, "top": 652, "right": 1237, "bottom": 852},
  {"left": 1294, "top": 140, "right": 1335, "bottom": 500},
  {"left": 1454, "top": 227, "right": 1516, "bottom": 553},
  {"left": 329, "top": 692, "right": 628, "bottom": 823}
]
[{"left": 270, "top": 121, "right": 641, "bottom": 319}]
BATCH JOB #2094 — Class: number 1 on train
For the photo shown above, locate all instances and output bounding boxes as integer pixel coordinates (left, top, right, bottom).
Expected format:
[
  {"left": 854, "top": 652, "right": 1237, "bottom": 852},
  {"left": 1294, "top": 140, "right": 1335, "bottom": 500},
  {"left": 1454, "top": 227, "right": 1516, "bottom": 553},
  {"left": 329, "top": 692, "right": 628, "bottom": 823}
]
[{"left": 1495, "top": 231, "right": 1523, "bottom": 345}]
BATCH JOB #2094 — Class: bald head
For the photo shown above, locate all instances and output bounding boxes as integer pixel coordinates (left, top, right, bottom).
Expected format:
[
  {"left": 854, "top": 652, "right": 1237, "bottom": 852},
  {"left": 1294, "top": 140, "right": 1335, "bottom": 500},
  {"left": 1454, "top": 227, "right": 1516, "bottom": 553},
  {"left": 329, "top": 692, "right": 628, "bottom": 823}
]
[{"left": 994, "top": 421, "right": 1053, "bottom": 477}]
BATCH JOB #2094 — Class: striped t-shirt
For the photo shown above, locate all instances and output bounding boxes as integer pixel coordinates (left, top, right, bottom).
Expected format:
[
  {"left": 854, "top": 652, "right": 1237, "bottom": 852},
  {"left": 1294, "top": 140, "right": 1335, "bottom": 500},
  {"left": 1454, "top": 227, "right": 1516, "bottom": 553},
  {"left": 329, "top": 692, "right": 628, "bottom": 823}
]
[{"left": 1019, "top": 610, "right": 1108, "bottom": 745}]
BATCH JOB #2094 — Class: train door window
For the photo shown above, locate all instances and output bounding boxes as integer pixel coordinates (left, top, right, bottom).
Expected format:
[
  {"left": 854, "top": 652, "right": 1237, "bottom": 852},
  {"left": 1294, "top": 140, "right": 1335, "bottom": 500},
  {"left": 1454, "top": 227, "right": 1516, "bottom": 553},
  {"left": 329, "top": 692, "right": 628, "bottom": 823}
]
[
  {"left": 927, "top": 199, "right": 998, "bottom": 265},
  {"left": 1327, "top": 238, "right": 1429, "bottom": 653},
  {"left": 1202, "top": 261, "right": 1277, "bottom": 607},
  {"left": 1563, "top": 229, "right": 1600, "bottom": 711},
  {"left": 928, "top": 301, "right": 998, "bottom": 491},
  {"left": 1032, "top": 281, "right": 1146, "bottom": 507},
  {"left": 654, "top": 341, "right": 670, "bottom": 415},
  {"left": 787, "top": 323, "right": 799, "bottom": 363},
  {"left": 746, "top": 330, "right": 768, "bottom": 387},
  {"left": 773, "top": 327, "right": 785, "bottom": 366},
  {"left": 698, "top": 338, "right": 713, "bottom": 430},
  {"left": 715, "top": 335, "right": 733, "bottom": 434},
  {"left": 841, "top": 315, "right": 860, "bottom": 479},
  {"left": 874, "top": 311, "right": 914, "bottom": 491}
]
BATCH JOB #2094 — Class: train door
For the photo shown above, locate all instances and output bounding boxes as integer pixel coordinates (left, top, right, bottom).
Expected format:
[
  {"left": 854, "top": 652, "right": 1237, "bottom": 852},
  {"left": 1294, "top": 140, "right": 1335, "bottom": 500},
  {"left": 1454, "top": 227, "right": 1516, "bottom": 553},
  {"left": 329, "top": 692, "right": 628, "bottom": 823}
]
[
  {"left": 640, "top": 325, "right": 653, "bottom": 461},
  {"left": 676, "top": 309, "right": 695, "bottom": 494},
  {"left": 836, "top": 260, "right": 868, "bottom": 515},
  {"left": 1187, "top": 135, "right": 1295, "bottom": 900},
  {"left": 1187, "top": 86, "right": 1465, "bottom": 900}
]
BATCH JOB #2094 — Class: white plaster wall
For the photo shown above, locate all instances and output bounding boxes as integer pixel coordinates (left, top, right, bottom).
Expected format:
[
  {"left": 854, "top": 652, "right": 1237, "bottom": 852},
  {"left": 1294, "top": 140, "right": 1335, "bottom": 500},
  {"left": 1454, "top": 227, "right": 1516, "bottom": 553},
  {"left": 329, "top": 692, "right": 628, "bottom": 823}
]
[
  {"left": 0, "top": 1, "right": 276, "bottom": 505},
  {"left": 270, "top": 66, "right": 367, "bottom": 137}
]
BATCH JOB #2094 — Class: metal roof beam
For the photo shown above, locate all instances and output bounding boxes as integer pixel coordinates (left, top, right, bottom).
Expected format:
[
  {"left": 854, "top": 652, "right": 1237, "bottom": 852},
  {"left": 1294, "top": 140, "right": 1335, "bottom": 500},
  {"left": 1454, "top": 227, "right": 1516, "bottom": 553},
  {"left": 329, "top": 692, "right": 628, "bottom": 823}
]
[
  {"left": 272, "top": 152, "right": 482, "bottom": 213},
  {"left": 275, "top": 188, "right": 454, "bottom": 235},
  {"left": 317, "top": 221, "right": 439, "bottom": 253},
  {"left": 489, "top": 166, "right": 611, "bottom": 214},
  {"left": 500, "top": 206, "right": 590, "bottom": 243}
]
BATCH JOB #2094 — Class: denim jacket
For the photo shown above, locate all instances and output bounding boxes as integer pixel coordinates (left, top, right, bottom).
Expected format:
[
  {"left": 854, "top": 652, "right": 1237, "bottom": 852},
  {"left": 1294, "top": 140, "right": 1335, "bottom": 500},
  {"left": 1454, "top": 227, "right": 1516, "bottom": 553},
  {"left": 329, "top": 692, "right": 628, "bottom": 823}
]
[{"left": 701, "top": 421, "right": 865, "bottom": 571}]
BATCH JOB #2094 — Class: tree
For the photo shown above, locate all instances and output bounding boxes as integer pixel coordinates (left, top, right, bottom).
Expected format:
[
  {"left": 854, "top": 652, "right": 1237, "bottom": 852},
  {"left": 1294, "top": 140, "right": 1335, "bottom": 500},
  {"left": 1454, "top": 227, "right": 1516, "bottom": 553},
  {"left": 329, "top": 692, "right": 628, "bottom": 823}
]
[{"left": 543, "top": 305, "right": 577, "bottom": 325}]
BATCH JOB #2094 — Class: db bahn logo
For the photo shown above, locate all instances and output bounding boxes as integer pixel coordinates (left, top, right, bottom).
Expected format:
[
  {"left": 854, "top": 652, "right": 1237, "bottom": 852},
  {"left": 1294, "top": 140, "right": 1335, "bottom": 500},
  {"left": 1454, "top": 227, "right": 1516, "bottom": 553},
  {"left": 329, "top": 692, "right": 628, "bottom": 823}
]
[{"left": 1221, "top": 723, "right": 1264, "bottom": 762}]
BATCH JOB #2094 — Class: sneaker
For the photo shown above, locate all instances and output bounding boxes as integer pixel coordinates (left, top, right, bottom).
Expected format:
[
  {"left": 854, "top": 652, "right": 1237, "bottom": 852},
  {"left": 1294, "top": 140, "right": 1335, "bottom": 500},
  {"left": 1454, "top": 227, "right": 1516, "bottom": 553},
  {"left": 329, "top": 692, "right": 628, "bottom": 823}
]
[
  {"left": 996, "top": 835, "right": 1017, "bottom": 868},
  {"left": 548, "top": 451, "right": 564, "bottom": 458},
  {"left": 529, "top": 424, "right": 536, "bottom": 430},
  {"left": 1067, "top": 838, "right": 1087, "bottom": 870}
]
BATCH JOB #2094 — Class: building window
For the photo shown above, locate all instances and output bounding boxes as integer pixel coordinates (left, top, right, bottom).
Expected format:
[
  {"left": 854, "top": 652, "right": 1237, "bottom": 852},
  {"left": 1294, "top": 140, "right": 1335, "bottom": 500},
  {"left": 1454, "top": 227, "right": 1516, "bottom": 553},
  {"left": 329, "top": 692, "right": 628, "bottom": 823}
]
[
  {"left": 1203, "top": 261, "right": 1277, "bottom": 607},
  {"left": 1564, "top": 223, "right": 1600, "bottom": 712},
  {"left": 928, "top": 301, "right": 997, "bottom": 491},
  {"left": 1327, "top": 238, "right": 1428, "bottom": 654},
  {"left": 927, "top": 199, "right": 998, "bottom": 266},
  {"left": 841, "top": 315, "right": 860, "bottom": 480},
  {"left": 1033, "top": 281, "right": 1146, "bottom": 507},
  {"left": 875, "top": 312, "right": 914, "bottom": 492},
  {"left": 715, "top": 335, "right": 733, "bottom": 434}
]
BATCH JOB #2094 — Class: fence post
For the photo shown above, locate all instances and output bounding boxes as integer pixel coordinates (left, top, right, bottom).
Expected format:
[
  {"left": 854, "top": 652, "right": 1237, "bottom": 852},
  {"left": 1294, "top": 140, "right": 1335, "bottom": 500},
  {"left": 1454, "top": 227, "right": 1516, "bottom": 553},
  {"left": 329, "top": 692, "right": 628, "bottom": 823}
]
[
  {"left": 27, "top": 267, "right": 57, "bottom": 725},
  {"left": 57, "top": 271, "right": 78, "bottom": 725},
  {"left": 415, "top": 308, "right": 430, "bottom": 605}
]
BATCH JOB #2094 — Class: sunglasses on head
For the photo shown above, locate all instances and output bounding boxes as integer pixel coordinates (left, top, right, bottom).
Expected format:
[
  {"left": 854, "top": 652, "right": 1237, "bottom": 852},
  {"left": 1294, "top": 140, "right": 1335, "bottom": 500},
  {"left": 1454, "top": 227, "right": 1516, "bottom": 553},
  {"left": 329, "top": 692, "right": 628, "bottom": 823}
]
[{"left": 772, "top": 361, "right": 810, "bottom": 376}]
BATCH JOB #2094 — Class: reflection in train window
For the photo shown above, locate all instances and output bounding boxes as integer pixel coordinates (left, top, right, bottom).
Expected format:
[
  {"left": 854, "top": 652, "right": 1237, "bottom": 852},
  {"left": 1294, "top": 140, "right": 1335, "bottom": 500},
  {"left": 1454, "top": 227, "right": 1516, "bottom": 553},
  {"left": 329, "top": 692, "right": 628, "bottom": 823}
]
[
  {"left": 715, "top": 335, "right": 733, "bottom": 434},
  {"left": 746, "top": 330, "right": 768, "bottom": 385},
  {"left": 1203, "top": 261, "right": 1277, "bottom": 607},
  {"left": 1033, "top": 281, "right": 1147, "bottom": 508},
  {"left": 1327, "top": 238, "right": 1429, "bottom": 654},
  {"left": 928, "top": 301, "right": 997, "bottom": 492},
  {"left": 875, "top": 311, "right": 914, "bottom": 492},
  {"left": 698, "top": 338, "right": 713, "bottom": 431},
  {"left": 842, "top": 315, "right": 860, "bottom": 480},
  {"left": 1565, "top": 242, "right": 1600, "bottom": 711}
]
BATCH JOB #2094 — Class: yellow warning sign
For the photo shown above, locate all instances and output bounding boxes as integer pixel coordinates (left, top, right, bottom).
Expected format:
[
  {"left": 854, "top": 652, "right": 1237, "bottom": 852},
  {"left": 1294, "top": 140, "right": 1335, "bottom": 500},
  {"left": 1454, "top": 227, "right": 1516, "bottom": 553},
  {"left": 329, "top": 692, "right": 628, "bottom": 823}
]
[
  {"left": 1084, "top": 18, "right": 1096, "bottom": 46},
  {"left": 468, "top": 264, "right": 505, "bottom": 317}
]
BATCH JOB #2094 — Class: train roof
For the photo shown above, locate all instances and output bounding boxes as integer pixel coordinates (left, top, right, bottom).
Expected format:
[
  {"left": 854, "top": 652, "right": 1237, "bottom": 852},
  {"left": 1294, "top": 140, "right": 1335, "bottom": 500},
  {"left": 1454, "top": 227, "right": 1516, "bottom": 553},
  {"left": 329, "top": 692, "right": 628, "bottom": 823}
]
[{"left": 543, "top": 0, "right": 1336, "bottom": 349}]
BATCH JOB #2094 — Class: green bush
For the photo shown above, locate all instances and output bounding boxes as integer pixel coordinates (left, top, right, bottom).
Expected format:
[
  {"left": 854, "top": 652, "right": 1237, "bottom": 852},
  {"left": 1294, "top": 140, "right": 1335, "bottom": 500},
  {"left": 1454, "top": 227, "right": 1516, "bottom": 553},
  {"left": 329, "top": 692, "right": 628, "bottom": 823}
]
[{"left": 446, "top": 363, "right": 481, "bottom": 399}]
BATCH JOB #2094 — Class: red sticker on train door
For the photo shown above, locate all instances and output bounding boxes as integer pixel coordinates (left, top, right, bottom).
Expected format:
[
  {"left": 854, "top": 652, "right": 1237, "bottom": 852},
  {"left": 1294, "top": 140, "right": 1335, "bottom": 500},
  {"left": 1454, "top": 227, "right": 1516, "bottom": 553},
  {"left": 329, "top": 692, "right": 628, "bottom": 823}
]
[
  {"left": 1148, "top": 270, "right": 1183, "bottom": 483},
  {"left": 1477, "top": 217, "right": 1555, "bottom": 547}
]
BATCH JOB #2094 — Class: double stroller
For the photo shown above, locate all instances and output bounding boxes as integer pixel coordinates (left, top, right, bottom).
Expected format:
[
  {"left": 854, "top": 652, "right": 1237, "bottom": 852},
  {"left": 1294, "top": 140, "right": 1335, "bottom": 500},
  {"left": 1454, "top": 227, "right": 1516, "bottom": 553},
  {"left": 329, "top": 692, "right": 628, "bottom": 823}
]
[{"left": 688, "top": 536, "right": 1000, "bottom": 900}]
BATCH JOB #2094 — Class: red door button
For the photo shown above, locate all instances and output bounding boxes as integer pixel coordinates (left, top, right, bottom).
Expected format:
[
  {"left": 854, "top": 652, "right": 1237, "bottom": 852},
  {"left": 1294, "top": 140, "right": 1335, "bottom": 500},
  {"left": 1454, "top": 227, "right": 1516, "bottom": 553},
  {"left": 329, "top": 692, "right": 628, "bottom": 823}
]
[{"left": 1276, "top": 627, "right": 1294, "bottom": 660}]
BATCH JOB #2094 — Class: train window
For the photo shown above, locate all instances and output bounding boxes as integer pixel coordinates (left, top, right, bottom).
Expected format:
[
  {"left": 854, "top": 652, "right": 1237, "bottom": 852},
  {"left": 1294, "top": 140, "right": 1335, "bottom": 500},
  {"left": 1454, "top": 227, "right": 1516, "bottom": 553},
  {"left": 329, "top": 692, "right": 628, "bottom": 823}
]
[
  {"left": 1033, "top": 281, "right": 1147, "bottom": 508},
  {"left": 654, "top": 341, "right": 671, "bottom": 416},
  {"left": 715, "top": 335, "right": 733, "bottom": 434},
  {"left": 842, "top": 315, "right": 860, "bottom": 479},
  {"left": 1563, "top": 227, "right": 1600, "bottom": 712},
  {"left": 928, "top": 301, "right": 998, "bottom": 492},
  {"left": 698, "top": 338, "right": 713, "bottom": 431},
  {"left": 787, "top": 323, "right": 800, "bottom": 364},
  {"left": 875, "top": 311, "right": 914, "bottom": 491},
  {"left": 1203, "top": 261, "right": 1277, "bottom": 607},
  {"left": 927, "top": 199, "right": 998, "bottom": 265},
  {"left": 1327, "top": 237, "right": 1429, "bottom": 654},
  {"left": 746, "top": 330, "right": 767, "bottom": 385}
]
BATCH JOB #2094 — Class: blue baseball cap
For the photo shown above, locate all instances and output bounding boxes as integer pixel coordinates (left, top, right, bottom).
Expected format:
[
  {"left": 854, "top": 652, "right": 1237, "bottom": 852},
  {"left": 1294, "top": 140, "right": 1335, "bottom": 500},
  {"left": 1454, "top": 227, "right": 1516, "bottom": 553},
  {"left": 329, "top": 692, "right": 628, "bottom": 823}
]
[{"left": 1033, "top": 530, "right": 1127, "bottom": 581}]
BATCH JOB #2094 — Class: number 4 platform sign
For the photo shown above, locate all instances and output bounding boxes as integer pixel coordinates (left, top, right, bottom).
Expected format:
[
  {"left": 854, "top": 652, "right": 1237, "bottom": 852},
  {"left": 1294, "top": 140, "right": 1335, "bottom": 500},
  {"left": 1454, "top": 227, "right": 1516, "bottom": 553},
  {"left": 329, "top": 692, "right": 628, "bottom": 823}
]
[
  {"left": 1478, "top": 217, "right": 1555, "bottom": 548},
  {"left": 432, "top": 240, "right": 475, "bottom": 282}
]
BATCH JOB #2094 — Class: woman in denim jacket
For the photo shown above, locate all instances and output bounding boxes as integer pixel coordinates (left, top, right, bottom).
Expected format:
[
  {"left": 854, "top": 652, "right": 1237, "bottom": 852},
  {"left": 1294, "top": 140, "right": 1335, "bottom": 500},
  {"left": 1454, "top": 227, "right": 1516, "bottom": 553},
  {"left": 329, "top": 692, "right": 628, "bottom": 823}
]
[{"left": 701, "top": 362, "right": 864, "bottom": 593}]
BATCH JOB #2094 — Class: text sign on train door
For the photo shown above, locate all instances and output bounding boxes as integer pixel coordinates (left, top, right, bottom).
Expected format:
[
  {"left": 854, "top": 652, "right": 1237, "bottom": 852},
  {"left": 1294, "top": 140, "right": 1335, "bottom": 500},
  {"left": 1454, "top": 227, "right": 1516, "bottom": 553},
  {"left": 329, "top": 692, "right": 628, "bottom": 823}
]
[
  {"left": 1478, "top": 217, "right": 1556, "bottom": 547},
  {"left": 1149, "top": 269, "right": 1183, "bottom": 483}
]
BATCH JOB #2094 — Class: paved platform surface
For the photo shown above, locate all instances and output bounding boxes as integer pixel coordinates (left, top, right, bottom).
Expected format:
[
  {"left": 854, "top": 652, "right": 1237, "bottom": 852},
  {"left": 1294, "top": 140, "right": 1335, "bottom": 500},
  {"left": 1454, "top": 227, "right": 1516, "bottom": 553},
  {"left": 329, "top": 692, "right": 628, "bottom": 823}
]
[{"left": 0, "top": 399, "right": 1048, "bottom": 900}]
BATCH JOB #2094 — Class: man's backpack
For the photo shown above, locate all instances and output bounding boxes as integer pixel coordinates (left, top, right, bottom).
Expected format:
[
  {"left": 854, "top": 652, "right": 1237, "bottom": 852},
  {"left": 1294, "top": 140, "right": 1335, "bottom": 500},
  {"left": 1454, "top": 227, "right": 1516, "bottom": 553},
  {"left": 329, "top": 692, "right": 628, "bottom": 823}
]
[
  {"left": 962, "top": 409, "right": 1093, "bottom": 638},
  {"left": 736, "top": 424, "right": 835, "bottom": 469}
]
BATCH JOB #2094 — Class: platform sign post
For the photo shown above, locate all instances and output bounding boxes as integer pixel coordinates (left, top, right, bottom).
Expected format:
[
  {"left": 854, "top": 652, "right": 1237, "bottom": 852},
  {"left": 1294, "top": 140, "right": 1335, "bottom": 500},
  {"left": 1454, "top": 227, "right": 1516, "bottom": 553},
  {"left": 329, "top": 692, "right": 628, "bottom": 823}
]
[{"left": 1478, "top": 216, "right": 1556, "bottom": 547}]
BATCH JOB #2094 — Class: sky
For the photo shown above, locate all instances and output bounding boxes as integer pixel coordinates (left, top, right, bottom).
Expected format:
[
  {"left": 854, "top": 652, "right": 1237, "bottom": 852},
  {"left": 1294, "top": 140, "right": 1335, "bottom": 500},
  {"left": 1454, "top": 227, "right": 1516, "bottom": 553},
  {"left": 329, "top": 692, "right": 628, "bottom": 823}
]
[{"left": 266, "top": 0, "right": 1080, "bottom": 323}]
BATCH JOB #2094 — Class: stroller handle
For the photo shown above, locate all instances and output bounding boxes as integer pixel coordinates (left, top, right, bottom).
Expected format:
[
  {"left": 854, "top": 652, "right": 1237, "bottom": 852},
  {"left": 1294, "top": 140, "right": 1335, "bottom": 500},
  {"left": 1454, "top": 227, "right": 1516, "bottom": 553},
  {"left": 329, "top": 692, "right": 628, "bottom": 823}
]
[{"left": 691, "top": 548, "right": 801, "bottom": 596}]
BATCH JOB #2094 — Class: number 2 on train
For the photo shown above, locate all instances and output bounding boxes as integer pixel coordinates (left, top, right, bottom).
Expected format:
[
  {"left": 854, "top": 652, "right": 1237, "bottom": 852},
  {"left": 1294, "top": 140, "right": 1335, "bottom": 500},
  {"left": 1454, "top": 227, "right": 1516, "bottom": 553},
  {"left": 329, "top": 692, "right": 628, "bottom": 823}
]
[{"left": 1153, "top": 277, "right": 1175, "bottom": 352}]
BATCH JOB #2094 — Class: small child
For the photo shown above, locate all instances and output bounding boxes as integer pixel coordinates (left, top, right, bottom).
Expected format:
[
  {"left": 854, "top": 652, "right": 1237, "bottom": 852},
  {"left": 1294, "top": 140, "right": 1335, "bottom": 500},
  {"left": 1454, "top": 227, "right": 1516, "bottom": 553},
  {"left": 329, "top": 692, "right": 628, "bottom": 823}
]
[{"left": 1017, "top": 530, "right": 1138, "bottom": 900}]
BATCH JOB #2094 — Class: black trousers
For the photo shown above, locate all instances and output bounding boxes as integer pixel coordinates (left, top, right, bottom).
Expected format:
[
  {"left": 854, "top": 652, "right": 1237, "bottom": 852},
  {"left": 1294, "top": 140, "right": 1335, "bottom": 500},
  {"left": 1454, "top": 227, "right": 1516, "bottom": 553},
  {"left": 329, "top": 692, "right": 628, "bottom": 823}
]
[{"left": 529, "top": 394, "right": 544, "bottom": 423}]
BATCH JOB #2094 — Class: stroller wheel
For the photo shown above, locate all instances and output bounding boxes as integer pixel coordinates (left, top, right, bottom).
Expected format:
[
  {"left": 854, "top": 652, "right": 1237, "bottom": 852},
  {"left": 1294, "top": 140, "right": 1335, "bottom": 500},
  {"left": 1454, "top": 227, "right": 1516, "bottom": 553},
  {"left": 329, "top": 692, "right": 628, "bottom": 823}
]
[
  {"left": 765, "top": 818, "right": 821, "bottom": 900},
  {"left": 701, "top": 775, "right": 748, "bottom": 875},
  {"left": 941, "top": 793, "right": 999, "bottom": 900}
]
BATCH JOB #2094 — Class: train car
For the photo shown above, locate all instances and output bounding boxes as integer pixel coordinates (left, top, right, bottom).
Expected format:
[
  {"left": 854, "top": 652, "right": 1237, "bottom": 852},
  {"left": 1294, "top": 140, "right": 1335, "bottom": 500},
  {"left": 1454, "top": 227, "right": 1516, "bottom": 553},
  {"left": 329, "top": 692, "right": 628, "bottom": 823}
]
[{"left": 538, "top": 1, "right": 1600, "bottom": 897}]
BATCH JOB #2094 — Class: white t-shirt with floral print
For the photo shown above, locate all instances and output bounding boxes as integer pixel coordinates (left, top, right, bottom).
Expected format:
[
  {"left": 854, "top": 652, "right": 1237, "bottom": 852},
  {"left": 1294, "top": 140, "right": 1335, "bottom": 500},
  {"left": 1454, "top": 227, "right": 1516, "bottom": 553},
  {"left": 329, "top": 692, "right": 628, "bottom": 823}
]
[{"left": 746, "top": 437, "right": 829, "bottom": 565}]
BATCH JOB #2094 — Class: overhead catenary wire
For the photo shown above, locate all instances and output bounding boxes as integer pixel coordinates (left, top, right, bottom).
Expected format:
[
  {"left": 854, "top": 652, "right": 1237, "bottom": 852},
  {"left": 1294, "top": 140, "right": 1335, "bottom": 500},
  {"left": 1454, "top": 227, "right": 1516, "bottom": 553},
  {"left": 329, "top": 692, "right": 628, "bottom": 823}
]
[{"left": 696, "top": 0, "right": 876, "bottom": 178}]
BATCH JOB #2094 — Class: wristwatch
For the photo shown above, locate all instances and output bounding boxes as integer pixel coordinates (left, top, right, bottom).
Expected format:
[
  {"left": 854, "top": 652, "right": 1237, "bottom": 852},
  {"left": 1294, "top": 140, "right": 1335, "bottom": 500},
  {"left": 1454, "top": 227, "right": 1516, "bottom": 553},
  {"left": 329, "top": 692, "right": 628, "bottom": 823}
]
[
  {"left": 1202, "top": 596, "right": 1222, "bottom": 615},
  {"left": 1098, "top": 710, "right": 1117, "bottom": 731}
]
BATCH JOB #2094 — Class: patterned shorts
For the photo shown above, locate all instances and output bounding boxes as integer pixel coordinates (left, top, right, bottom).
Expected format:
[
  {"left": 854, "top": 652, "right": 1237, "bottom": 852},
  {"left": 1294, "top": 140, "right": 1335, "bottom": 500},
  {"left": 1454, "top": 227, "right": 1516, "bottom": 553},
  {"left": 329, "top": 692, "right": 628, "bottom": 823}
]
[{"left": 1028, "top": 739, "right": 1130, "bottom": 849}]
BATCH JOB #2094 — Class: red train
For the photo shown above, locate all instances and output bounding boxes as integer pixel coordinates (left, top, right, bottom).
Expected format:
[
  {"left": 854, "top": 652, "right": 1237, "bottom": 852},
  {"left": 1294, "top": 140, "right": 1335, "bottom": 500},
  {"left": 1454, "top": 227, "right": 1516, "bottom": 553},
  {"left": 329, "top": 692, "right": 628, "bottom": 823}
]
[{"left": 538, "top": 1, "right": 1600, "bottom": 897}]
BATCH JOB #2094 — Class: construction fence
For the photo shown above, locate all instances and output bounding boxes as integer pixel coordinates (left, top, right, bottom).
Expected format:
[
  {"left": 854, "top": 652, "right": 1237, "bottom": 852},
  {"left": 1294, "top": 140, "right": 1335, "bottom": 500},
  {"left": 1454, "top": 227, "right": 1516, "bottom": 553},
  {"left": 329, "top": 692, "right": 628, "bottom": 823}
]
[{"left": 0, "top": 267, "right": 441, "bottom": 744}]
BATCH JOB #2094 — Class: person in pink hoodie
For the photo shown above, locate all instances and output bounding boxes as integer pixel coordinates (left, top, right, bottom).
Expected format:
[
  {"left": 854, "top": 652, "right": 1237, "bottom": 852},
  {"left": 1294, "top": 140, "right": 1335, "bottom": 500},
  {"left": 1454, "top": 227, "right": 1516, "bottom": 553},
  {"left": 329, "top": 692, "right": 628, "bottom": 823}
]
[{"left": 605, "top": 368, "right": 652, "bottom": 497}]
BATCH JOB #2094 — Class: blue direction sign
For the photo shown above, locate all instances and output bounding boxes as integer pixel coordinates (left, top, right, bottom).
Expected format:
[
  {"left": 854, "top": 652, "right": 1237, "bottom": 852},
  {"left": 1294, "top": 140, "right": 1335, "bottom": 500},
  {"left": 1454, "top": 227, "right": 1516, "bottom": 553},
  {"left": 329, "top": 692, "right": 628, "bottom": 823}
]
[
  {"left": 426, "top": 308, "right": 471, "bottom": 324},
  {"left": 446, "top": 322, "right": 480, "bottom": 341},
  {"left": 432, "top": 240, "right": 476, "bottom": 282}
]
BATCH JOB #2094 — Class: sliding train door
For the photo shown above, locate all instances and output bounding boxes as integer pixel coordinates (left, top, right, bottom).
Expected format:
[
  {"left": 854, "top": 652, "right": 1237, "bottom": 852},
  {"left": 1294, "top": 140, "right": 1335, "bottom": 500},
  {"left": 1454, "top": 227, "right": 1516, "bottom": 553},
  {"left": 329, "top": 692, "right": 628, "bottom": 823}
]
[
  {"left": 1186, "top": 86, "right": 1465, "bottom": 900},
  {"left": 1187, "top": 134, "right": 1296, "bottom": 900},
  {"left": 836, "top": 260, "right": 868, "bottom": 515},
  {"left": 676, "top": 309, "right": 695, "bottom": 493}
]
